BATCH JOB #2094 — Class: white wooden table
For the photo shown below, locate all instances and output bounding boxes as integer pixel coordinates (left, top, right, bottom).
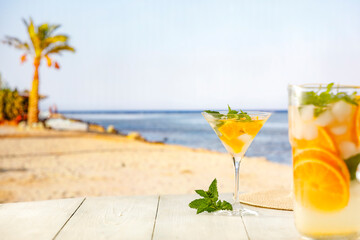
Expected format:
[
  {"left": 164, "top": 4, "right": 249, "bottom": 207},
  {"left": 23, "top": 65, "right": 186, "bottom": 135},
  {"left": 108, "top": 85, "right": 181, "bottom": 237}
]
[{"left": 0, "top": 194, "right": 300, "bottom": 240}]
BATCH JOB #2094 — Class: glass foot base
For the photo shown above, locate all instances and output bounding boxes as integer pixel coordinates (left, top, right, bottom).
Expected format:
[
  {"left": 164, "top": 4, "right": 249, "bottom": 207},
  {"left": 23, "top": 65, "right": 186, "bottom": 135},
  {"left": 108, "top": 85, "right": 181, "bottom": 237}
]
[{"left": 212, "top": 205, "right": 258, "bottom": 217}]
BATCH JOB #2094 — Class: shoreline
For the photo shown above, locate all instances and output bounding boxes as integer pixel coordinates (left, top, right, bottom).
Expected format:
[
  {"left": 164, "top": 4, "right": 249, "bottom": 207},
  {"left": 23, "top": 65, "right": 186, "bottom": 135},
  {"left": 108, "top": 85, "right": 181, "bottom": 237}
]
[
  {"left": 0, "top": 125, "right": 292, "bottom": 203},
  {"left": 57, "top": 111, "right": 292, "bottom": 165},
  {"left": 57, "top": 109, "right": 288, "bottom": 114}
]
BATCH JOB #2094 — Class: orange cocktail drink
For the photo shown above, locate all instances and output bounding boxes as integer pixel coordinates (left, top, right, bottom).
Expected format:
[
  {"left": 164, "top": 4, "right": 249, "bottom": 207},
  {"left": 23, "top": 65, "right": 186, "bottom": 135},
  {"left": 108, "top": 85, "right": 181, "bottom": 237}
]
[
  {"left": 289, "top": 84, "right": 360, "bottom": 239},
  {"left": 202, "top": 107, "right": 271, "bottom": 216}
]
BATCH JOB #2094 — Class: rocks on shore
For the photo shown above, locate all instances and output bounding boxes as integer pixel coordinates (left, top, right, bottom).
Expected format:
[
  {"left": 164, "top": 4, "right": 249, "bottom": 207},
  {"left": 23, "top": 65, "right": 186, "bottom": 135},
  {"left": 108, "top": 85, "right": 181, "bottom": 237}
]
[
  {"left": 88, "top": 123, "right": 105, "bottom": 133},
  {"left": 17, "top": 116, "right": 149, "bottom": 143},
  {"left": 127, "top": 131, "right": 145, "bottom": 141},
  {"left": 45, "top": 118, "right": 88, "bottom": 131},
  {"left": 106, "top": 125, "right": 117, "bottom": 134},
  {"left": 18, "top": 121, "right": 46, "bottom": 131}
]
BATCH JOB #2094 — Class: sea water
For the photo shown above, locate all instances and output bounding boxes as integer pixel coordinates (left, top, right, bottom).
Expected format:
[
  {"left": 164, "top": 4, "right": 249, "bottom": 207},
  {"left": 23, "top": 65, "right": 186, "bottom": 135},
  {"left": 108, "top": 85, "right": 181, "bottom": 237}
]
[{"left": 62, "top": 111, "right": 291, "bottom": 165}]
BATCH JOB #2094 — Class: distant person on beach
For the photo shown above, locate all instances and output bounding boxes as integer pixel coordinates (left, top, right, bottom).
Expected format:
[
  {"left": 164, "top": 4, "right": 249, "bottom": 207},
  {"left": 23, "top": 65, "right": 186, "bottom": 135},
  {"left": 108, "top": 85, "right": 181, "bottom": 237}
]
[
  {"left": 49, "top": 104, "right": 58, "bottom": 117},
  {"left": 53, "top": 104, "right": 58, "bottom": 114}
]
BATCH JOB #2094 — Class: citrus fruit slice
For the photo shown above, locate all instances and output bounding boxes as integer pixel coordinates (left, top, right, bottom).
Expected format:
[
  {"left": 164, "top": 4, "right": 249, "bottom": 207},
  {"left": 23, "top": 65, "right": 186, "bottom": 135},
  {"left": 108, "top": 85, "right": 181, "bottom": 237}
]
[
  {"left": 294, "top": 158, "right": 349, "bottom": 212},
  {"left": 218, "top": 120, "right": 264, "bottom": 140},
  {"left": 240, "top": 120, "right": 265, "bottom": 136},
  {"left": 220, "top": 136, "right": 245, "bottom": 153},
  {"left": 356, "top": 104, "right": 360, "bottom": 145},
  {"left": 294, "top": 127, "right": 338, "bottom": 154},
  {"left": 293, "top": 148, "right": 350, "bottom": 185},
  {"left": 218, "top": 121, "right": 244, "bottom": 140}
]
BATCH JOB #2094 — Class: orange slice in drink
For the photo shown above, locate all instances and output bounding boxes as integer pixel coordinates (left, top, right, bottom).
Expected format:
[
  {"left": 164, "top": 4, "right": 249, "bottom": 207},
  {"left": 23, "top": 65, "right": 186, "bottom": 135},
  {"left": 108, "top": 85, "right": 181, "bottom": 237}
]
[
  {"left": 293, "top": 148, "right": 350, "bottom": 185},
  {"left": 356, "top": 104, "right": 360, "bottom": 145},
  {"left": 240, "top": 120, "right": 265, "bottom": 135},
  {"left": 220, "top": 136, "right": 245, "bottom": 153},
  {"left": 218, "top": 120, "right": 264, "bottom": 140},
  {"left": 218, "top": 121, "right": 244, "bottom": 140},
  {"left": 294, "top": 158, "right": 349, "bottom": 212},
  {"left": 294, "top": 127, "right": 338, "bottom": 154}
]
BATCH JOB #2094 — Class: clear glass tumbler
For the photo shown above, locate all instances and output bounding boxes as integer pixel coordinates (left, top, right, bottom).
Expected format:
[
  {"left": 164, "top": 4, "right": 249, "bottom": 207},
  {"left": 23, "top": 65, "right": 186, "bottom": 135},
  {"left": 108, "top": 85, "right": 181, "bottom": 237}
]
[{"left": 288, "top": 84, "right": 360, "bottom": 239}]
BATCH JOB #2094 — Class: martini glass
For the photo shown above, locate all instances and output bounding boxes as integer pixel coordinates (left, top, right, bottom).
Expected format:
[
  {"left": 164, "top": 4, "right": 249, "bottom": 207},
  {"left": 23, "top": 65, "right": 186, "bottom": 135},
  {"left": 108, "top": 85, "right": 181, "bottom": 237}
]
[{"left": 202, "top": 111, "right": 271, "bottom": 216}]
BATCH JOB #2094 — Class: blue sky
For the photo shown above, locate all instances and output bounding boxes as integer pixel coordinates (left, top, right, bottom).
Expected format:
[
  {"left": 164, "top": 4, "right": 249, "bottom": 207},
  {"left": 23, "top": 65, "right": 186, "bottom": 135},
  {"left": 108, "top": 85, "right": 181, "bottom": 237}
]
[{"left": 1, "top": 0, "right": 360, "bottom": 110}]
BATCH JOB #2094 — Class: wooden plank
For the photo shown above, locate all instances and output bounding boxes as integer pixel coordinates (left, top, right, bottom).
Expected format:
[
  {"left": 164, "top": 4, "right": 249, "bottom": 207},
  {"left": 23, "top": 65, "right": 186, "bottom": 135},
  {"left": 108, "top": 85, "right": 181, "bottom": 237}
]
[
  {"left": 55, "top": 195, "right": 159, "bottom": 240},
  {"left": 152, "top": 194, "right": 249, "bottom": 240},
  {"left": 241, "top": 205, "right": 300, "bottom": 240},
  {"left": 0, "top": 197, "right": 85, "bottom": 240}
]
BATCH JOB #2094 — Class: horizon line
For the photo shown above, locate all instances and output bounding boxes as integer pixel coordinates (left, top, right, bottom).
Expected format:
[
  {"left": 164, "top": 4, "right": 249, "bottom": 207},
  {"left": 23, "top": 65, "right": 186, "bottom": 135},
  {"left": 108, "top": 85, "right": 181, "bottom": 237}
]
[{"left": 56, "top": 109, "right": 288, "bottom": 114}]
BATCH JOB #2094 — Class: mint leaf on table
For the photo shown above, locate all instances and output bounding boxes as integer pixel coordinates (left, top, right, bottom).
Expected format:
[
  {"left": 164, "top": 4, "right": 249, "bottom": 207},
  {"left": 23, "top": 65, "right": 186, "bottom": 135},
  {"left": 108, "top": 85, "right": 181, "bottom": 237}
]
[
  {"left": 195, "top": 190, "right": 208, "bottom": 198},
  {"left": 189, "top": 198, "right": 209, "bottom": 209},
  {"left": 219, "top": 200, "right": 233, "bottom": 210},
  {"left": 345, "top": 153, "right": 360, "bottom": 180},
  {"left": 208, "top": 178, "right": 219, "bottom": 199},
  {"left": 189, "top": 178, "right": 233, "bottom": 214}
]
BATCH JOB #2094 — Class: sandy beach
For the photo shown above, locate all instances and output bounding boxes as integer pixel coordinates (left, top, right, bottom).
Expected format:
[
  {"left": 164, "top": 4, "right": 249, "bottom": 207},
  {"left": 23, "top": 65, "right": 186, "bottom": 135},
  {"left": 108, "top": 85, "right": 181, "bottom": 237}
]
[{"left": 0, "top": 126, "right": 292, "bottom": 203}]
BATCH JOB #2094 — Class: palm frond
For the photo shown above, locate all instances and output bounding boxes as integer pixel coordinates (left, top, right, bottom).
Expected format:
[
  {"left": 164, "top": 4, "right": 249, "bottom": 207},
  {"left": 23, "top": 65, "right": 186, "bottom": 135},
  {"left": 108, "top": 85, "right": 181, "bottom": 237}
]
[
  {"left": 22, "top": 18, "right": 30, "bottom": 28},
  {"left": 42, "top": 35, "right": 69, "bottom": 49},
  {"left": 26, "top": 18, "right": 40, "bottom": 53},
  {"left": 8, "top": 18, "right": 75, "bottom": 58},
  {"left": 47, "top": 35, "right": 68, "bottom": 42},
  {"left": 39, "top": 23, "right": 63, "bottom": 40},
  {"left": 38, "top": 23, "right": 49, "bottom": 40},
  {"left": 44, "top": 44, "right": 75, "bottom": 55},
  {"left": 2, "top": 36, "right": 31, "bottom": 52},
  {"left": 47, "top": 24, "right": 61, "bottom": 36}
]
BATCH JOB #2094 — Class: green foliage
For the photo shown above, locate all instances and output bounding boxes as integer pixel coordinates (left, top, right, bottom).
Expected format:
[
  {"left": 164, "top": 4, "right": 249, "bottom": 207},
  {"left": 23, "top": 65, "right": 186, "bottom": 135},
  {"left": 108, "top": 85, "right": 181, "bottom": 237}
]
[
  {"left": 2, "top": 18, "right": 75, "bottom": 59},
  {"left": 204, "top": 105, "right": 253, "bottom": 122},
  {"left": 0, "top": 88, "right": 25, "bottom": 121},
  {"left": 301, "top": 83, "right": 359, "bottom": 117},
  {"left": 345, "top": 154, "right": 360, "bottom": 180},
  {"left": 2, "top": 19, "right": 75, "bottom": 124},
  {"left": 0, "top": 73, "right": 5, "bottom": 89},
  {"left": 189, "top": 179, "right": 233, "bottom": 214},
  {"left": 227, "top": 105, "right": 239, "bottom": 115}
]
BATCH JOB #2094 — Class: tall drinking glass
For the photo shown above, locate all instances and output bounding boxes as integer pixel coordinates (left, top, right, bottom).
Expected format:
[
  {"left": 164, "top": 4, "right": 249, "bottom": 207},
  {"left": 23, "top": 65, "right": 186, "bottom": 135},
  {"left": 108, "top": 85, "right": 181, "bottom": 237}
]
[{"left": 288, "top": 84, "right": 360, "bottom": 239}]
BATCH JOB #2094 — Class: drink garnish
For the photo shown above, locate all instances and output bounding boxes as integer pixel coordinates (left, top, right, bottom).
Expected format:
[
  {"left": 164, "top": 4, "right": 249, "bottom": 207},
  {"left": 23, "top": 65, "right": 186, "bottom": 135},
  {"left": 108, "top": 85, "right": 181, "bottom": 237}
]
[
  {"left": 204, "top": 105, "right": 253, "bottom": 122},
  {"left": 301, "top": 83, "right": 359, "bottom": 116},
  {"left": 189, "top": 179, "right": 233, "bottom": 214},
  {"left": 345, "top": 153, "right": 360, "bottom": 180}
]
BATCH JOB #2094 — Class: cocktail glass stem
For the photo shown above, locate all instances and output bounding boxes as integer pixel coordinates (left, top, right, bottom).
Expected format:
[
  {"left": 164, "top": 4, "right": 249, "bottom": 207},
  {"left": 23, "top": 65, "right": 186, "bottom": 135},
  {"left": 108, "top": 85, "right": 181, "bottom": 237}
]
[
  {"left": 233, "top": 156, "right": 242, "bottom": 205},
  {"left": 232, "top": 156, "right": 258, "bottom": 216}
]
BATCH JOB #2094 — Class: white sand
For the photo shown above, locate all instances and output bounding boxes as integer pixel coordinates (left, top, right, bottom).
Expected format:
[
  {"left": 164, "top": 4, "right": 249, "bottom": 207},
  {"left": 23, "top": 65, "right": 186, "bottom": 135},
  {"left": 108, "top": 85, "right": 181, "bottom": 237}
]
[{"left": 0, "top": 126, "right": 292, "bottom": 203}]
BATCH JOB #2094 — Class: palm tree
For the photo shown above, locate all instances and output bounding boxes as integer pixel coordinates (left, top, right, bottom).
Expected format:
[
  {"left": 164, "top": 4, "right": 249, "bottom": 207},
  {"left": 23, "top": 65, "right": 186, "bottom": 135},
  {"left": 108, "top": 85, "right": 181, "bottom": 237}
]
[{"left": 2, "top": 18, "right": 75, "bottom": 125}]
